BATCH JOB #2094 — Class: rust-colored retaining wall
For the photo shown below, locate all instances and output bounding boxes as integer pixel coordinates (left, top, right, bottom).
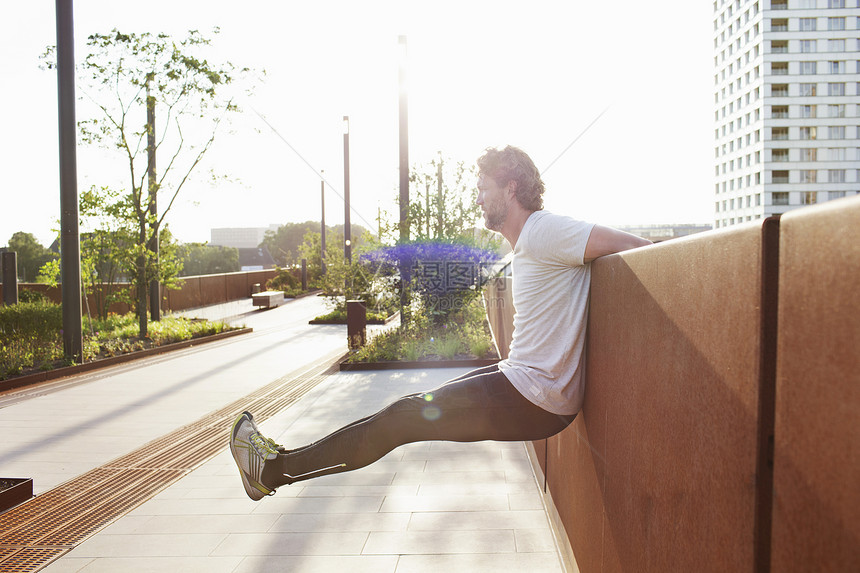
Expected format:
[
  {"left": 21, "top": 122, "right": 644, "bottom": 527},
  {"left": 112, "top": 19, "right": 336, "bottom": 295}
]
[
  {"left": 2, "top": 269, "right": 278, "bottom": 315},
  {"left": 487, "top": 195, "right": 859, "bottom": 572},
  {"left": 771, "top": 200, "right": 860, "bottom": 572}
]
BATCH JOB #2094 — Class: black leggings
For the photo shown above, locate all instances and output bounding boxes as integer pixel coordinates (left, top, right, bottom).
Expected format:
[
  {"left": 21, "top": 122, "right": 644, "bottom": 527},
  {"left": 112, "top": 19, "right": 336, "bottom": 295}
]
[{"left": 265, "top": 364, "right": 575, "bottom": 486}]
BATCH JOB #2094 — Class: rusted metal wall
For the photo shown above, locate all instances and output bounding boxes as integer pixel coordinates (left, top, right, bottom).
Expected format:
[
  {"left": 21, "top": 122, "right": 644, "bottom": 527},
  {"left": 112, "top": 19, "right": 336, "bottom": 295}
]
[
  {"left": 11, "top": 269, "right": 278, "bottom": 314},
  {"left": 490, "top": 197, "right": 860, "bottom": 572},
  {"left": 771, "top": 198, "right": 860, "bottom": 572},
  {"left": 563, "top": 221, "right": 773, "bottom": 572}
]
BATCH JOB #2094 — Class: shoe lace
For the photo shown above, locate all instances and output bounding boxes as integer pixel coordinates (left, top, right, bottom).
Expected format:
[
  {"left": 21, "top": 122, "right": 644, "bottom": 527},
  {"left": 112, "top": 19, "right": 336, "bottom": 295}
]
[{"left": 250, "top": 432, "right": 281, "bottom": 455}]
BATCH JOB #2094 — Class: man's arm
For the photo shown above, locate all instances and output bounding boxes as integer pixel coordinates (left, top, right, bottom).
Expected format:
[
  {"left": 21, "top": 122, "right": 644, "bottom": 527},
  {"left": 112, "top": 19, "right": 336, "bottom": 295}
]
[{"left": 583, "top": 225, "right": 652, "bottom": 263}]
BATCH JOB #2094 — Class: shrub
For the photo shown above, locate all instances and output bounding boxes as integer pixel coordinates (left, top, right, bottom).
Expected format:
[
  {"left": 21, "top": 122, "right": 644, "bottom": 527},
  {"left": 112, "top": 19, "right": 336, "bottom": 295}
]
[{"left": 0, "top": 301, "right": 64, "bottom": 377}]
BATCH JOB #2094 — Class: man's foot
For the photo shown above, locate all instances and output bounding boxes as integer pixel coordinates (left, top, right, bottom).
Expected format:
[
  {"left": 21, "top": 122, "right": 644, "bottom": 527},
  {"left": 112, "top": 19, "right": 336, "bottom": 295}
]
[{"left": 229, "top": 411, "right": 281, "bottom": 501}]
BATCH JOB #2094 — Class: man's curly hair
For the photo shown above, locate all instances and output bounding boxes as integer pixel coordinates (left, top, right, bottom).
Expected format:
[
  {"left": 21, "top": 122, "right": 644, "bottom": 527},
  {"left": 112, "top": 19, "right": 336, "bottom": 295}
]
[{"left": 476, "top": 145, "right": 545, "bottom": 212}]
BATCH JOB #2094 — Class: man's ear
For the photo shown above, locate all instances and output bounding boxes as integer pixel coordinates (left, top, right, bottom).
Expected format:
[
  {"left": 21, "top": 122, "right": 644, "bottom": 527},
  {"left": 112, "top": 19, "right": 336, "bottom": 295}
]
[{"left": 506, "top": 180, "right": 518, "bottom": 198}]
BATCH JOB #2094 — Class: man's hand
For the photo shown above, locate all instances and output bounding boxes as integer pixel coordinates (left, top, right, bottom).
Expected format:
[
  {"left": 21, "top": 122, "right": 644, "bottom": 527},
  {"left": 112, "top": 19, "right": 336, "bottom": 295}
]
[{"left": 584, "top": 225, "right": 652, "bottom": 263}]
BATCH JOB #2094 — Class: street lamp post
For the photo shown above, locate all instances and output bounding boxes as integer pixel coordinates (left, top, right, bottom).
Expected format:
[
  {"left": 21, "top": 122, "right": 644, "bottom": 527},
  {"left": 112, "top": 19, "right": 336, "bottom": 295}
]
[
  {"left": 398, "top": 36, "right": 410, "bottom": 323},
  {"left": 343, "top": 116, "right": 352, "bottom": 264},
  {"left": 320, "top": 170, "right": 326, "bottom": 275}
]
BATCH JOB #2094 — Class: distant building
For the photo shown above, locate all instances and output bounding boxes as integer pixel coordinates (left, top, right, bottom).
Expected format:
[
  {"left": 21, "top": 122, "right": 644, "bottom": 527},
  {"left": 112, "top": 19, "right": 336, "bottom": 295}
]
[
  {"left": 618, "top": 224, "right": 712, "bottom": 243},
  {"left": 713, "top": 0, "right": 860, "bottom": 228},
  {"left": 210, "top": 225, "right": 280, "bottom": 249},
  {"left": 237, "top": 247, "right": 277, "bottom": 271}
]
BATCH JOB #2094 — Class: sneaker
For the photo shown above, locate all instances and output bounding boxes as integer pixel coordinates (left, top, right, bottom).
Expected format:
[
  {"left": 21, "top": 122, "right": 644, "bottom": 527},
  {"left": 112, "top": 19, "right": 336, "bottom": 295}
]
[{"left": 229, "top": 411, "right": 281, "bottom": 501}]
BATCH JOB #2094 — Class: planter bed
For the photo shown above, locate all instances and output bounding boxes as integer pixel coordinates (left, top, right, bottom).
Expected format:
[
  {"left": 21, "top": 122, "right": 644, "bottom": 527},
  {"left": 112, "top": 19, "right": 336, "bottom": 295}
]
[
  {"left": 0, "top": 478, "right": 33, "bottom": 513},
  {"left": 0, "top": 327, "right": 253, "bottom": 394}
]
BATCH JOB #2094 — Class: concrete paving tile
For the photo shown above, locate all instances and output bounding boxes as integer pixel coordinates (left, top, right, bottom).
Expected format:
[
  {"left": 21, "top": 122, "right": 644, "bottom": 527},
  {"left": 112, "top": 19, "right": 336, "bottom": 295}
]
[
  {"left": 363, "top": 529, "right": 515, "bottom": 555},
  {"left": 309, "top": 471, "right": 396, "bottom": 486},
  {"left": 66, "top": 533, "right": 228, "bottom": 558},
  {"left": 394, "top": 552, "right": 563, "bottom": 572},
  {"left": 296, "top": 484, "right": 418, "bottom": 497},
  {"left": 380, "top": 495, "right": 510, "bottom": 513},
  {"left": 416, "top": 481, "right": 535, "bottom": 496},
  {"left": 97, "top": 515, "right": 154, "bottom": 535},
  {"left": 508, "top": 492, "right": 545, "bottom": 511},
  {"left": 212, "top": 531, "right": 368, "bottom": 556},
  {"left": 41, "top": 557, "right": 92, "bottom": 573},
  {"left": 515, "top": 528, "right": 559, "bottom": 553},
  {"left": 251, "top": 495, "right": 384, "bottom": 514},
  {"left": 269, "top": 512, "right": 411, "bottom": 533},
  {"left": 391, "top": 470, "right": 507, "bottom": 485},
  {"left": 407, "top": 510, "right": 551, "bottom": 531},
  {"left": 46, "top": 556, "right": 243, "bottom": 573},
  {"left": 126, "top": 497, "right": 259, "bottom": 516},
  {"left": 116, "top": 513, "right": 281, "bottom": 535},
  {"left": 233, "top": 555, "right": 398, "bottom": 573},
  {"left": 400, "top": 449, "right": 503, "bottom": 462}
]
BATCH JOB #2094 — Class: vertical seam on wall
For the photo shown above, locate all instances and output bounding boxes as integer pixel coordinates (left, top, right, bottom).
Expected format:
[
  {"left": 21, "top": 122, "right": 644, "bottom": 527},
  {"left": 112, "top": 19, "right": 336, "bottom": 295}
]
[{"left": 754, "top": 215, "right": 780, "bottom": 573}]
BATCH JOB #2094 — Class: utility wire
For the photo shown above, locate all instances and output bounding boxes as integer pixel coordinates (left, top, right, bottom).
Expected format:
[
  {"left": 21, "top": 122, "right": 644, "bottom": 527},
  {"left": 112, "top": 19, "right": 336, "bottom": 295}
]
[
  {"left": 251, "top": 107, "right": 377, "bottom": 231},
  {"left": 541, "top": 106, "right": 611, "bottom": 176}
]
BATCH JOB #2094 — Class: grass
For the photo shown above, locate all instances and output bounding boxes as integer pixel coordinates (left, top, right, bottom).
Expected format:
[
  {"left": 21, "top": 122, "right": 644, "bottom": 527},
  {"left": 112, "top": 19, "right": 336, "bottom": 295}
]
[
  {"left": 0, "top": 302, "right": 236, "bottom": 380},
  {"left": 344, "top": 296, "right": 497, "bottom": 364}
]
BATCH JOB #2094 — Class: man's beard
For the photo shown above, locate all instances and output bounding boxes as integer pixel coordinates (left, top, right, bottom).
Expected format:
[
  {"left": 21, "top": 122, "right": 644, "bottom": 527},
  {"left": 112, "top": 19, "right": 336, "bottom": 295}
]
[{"left": 483, "top": 201, "right": 508, "bottom": 231}]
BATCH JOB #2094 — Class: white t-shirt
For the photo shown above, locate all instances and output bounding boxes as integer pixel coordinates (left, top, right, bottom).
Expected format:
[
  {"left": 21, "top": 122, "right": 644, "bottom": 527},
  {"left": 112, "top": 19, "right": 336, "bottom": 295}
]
[{"left": 498, "top": 210, "right": 595, "bottom": 415}]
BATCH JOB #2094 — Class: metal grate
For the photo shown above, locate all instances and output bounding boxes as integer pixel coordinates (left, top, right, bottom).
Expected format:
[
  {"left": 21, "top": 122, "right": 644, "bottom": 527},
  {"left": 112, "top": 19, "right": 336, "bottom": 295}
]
[{"left": 0, "top": 350, "right": 342, "bottom": 572}]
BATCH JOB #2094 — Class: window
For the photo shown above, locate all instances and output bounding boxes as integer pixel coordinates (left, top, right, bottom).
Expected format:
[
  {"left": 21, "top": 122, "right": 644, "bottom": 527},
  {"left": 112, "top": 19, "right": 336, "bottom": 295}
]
[
  {"left": 800, "top": 148, "right": 818, "bottom": 161},
  {"left": 828, "top": 0, "right": 845, "bottom": 8},
  {"left": 773, "top": 149, "right": 790, "bottom": 161},
  {"left": 800, "top": 18, "right": 817, "bottom": 31},
  {"left": 756, "top": 194, "right": 762, "bottom": 206},
  {"left": 799, "top": 83, "right": 817, "bottom": 96},
  {"left": 827, "top": 147, "right": 846, "bottom": 160},
  {"left": 800, "top": 61, "right": 817, "bottom": 75},
  {"left": 772, "top": 62, "right": 789, "bottom": 75},
  {"left": 773, "top": 171, "right": 790, "bottom": 184},
  {"left": 771, "top": 0, "right": 787, "bottom": 8},
  {"left": 771, "top": 40, "right": 788, "bottom": 53},
  {"left": 829, "top": 61, "right": 846, "bottom": 74},
  {"left": 756, "top": 172, "right": 762, "bottom": 184},
  {"left": 830, "top": 126, "right": 846, "bottom": 140},
  {"left": 800, "top": 170, "right": 817, "bottom": 183},
  {"left": 829, "top": 104, "right": 846, "bottom": 118},
  {"left": 828, "top": 17, "right": 845, "bottom": 31},
  {"left": 773, "top": 127, "right": 790, "bottom": 140},
  {"left": 829, "top": 39, "right": 846, "bottom": 52},
  {"left": 800, "top": 127, "right": 818, "bottom": 140},
  {"left": 773, "top": 84, "right": 789, "bottom": 96},
  {"left": 828, "top": 170, "right": 846, "bottom": 183},
  {"left": 772, "top": 105, "right": 789, "bottom": 118},
  {"left": 800, "top": 104, "right": 817, "bottom": 118},
  {"left": 773, "top": 191, "right": 790, "bottom": 204},
  {"left": 828, "top": 83, "right": 845, "bottom": 96},
  {"left": 830, "top": 191, "right": 847, "bottom": 200},
  {"left": 800, "top": 40, "right": 816, "bottom": 54},
  {"left": 772, "top": 18, "right": 789, "bottom": 31},
  {"left": 802, "top": 192, "right": 818, "bottom": 205}
]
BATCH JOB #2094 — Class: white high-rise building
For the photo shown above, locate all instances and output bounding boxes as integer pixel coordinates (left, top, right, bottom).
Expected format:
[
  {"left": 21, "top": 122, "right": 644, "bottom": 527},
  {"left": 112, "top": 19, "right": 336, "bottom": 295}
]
[{"left": 713, "top": 0, "right": 860, "bottom": 228}]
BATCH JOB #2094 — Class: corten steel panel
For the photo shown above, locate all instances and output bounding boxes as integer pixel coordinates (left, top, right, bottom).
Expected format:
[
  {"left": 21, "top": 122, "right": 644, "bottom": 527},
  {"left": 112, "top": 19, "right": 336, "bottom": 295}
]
[
  {"left": 225, "top": 274, "right": 246, "bottom": 301},
  {"left": 772, "top": 196, "right": 860, "bottom": 573},
  {"left": 558, "top": 224, "right": 769, "bottom": 572},
  {"left": 199, "top": 274, "right": 228, "bottom": 305}
]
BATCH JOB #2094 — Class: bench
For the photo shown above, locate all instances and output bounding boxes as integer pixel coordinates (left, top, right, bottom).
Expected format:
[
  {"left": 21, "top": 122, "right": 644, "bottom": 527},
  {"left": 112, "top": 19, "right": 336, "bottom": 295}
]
[{"left": 251, "top": 290, "right": 285, "bottom": 309}]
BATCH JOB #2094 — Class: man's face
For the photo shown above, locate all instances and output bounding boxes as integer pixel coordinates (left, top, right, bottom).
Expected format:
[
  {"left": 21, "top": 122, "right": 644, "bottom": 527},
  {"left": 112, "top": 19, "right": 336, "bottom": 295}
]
[{"left": 476, "top": 173, "right": 509, "bottom": 231}]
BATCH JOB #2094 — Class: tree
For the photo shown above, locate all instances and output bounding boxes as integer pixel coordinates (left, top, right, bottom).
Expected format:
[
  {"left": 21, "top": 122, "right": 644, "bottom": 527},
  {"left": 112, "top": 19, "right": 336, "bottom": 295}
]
[
  {"left": 178, "top": 243, "right": 239, "bottom": 276},
  {"left": 43, "top": 28, "right": 253, "bottom": 336},
  {"left": 407, "top": 155, "right": 483, "bottom": 242},
  {"left": 5, "top": 232, "right": 57, "bottom": 283},
  {"left": 261, "top": 221, "right": 320, "bottom": 267},
  {"left": 39, "top": 185, "right": 183, "bottom": 321}
]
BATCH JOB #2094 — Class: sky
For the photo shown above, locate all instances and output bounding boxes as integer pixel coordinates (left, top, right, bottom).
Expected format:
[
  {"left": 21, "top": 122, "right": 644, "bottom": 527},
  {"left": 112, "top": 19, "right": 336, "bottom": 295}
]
[{"left": 1, "top": 0, "right": 715, "bottom": 248}]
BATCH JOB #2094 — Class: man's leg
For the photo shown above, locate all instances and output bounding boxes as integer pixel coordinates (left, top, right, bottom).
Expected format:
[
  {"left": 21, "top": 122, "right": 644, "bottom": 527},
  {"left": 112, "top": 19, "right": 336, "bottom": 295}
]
[{"left": 254, "top": 365, "right": 573, "bottom": 489}]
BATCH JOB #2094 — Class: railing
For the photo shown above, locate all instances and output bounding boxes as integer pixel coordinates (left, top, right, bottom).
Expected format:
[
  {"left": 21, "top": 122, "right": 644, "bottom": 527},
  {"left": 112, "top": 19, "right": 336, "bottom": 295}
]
[{"left": 484, "top": 195, "right": 860, "bottom": 572}]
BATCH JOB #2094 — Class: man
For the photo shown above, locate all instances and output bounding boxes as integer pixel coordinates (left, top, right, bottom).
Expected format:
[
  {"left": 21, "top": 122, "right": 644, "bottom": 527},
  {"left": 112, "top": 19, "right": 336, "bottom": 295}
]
[{"left": 230, "top": 145, "right": 650, "bottom": 500}]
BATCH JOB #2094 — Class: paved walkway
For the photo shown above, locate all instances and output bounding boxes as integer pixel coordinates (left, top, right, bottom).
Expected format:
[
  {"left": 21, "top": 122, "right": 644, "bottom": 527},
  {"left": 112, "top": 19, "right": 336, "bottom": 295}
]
[{"left": 2, "top": 296, "right": 563, "bottom": 572}]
